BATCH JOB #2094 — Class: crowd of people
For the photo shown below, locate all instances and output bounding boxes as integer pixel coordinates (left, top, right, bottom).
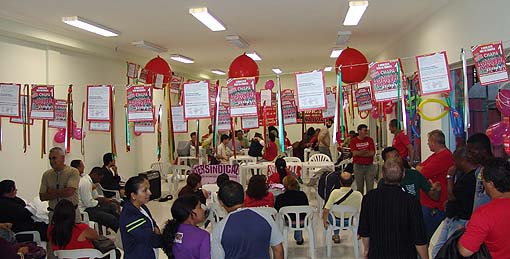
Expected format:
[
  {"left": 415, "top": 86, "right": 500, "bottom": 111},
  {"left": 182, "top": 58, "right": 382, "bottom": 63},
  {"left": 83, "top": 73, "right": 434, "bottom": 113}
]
[{"left": 1, "top": 119, "right": 510, "bottom": 259}]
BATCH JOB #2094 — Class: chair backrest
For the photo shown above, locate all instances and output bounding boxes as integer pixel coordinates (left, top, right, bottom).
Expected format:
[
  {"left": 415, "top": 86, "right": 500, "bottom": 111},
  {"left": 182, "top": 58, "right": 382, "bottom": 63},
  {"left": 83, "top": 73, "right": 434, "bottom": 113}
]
[
  {"left": 278, "top": 205, "right": 316, "bottom": 230},
  {"left": 176, "top": 141, "right": 191, "bottom": 156},
  {"left": 328, "top": 205, "right": 359, "bottom": 230},
  {"left": 309, "top": 153, "right": 332, "bottom": 162},
  {"left": 251, "top": 206, "right": 278, "bottom": 219},
  {"left": 284, "top": 157, "right": 301, "bottom": 163},
  {"left": 54, "top": 248, "right": 115, "bottom": 259},
  {"left": 337, "top": 158, "right": 352, "bottom": 171},
  {"left": 96, "top": 183, "right": 121, "bottom": 201},
  {"left": 151, "top": 162, "right": 171, "bottom": 176}
]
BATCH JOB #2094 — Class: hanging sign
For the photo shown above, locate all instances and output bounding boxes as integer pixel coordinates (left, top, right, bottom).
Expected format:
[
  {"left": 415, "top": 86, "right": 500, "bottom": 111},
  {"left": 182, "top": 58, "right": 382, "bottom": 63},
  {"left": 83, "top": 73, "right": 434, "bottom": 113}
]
[
  {"left": 282, "top": 101, "right": 297, "bottom": 125},
  {"left": 139, "top": 68, "right": 149, "bottom": 84},
  {"left": 169, "top": 75, "right": 183, "bottom": 94},
  {"left": 171, "top": 105, "right": 187, "bottom": 133},
  {"left": 295, "top": 70, "right": 327, "bottom": 111},
  {"left": 154, "top": 74, "right": 164, "bottom": 89},
  {"left": 48, "top": 100, "right": 67, "bottom": 128},
  {"left": 134, "top": 120, "right": 155, "bottom": 133},
  {"left": 355, "top": 83, "right": 373, "bottom": 112},
  {"left": 258, "top": 105, "right": 277, "bottom": 126},
  {"left": 297, "top": 110, "right": 324, "bottom": 124},
  {"left": 322, "top": 87, "right": 336, "bottom": 118},
  {"left": 30, "top": 85, "right": 55, "bottom": 120},
  {"left": 228, "top": 78, "right": 258, "bottom": 117},
  {"left": 261, "top": 89, "right": 272, "bottom": 106},
  {"left": 89, "top": 121, "right": 110, "bottom": 132},
  {"left": 416, "top": 51, "right": 452, "bottom": 96},
  {"left": 127, "top": 85, "right": 154, "bottom": 122},
  {"left": 0, "top": 83, "right": 21, "bottom": 117},
  {"left": 369, "top": 60, "right": 401, "bottom": 101},
  {"left": 86, "top": 85, "right": 112, "bottom": 121},
  {"left": 220, "top": 87, "right": 229, "bottom": 104},
  {"left": 183, "top": 81, "right": 211, "bottom": 119},
  {"left": 471, "top": 41, "right": 509, "bottom": 86},
  {"left": 218, "top": 105, "right": 232, "bottom": 131},
  {"left": 241, "top": 116, "right": 259, "bottom": 130},
  {"left": 127, "top": 62, "right": 140, "bottom": 79},
  {"left": 10, "top": 95, "right": 33, "bottom": 125}
]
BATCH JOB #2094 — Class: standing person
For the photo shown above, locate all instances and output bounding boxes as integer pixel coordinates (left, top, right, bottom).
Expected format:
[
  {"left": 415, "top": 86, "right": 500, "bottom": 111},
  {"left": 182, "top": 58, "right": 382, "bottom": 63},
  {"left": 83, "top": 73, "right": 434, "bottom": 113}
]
[
  {"left": 120, "top": 176, "right": 161, "bottom": 259},
  {"left": 349, "top": 124, "right": 376, "bottom": 194},
  {"left": 161, "top": 195, "right": 210, "bottom": 259},
  {"left": 358, "top": 158, "right": 428, "bottom": 259},
  {"left": 458, "top": 158, "right": 510, "bottom": 258},
  {"left": 100, "top": 152, "right": 124, "bottom": 198},
  {"left": 389, "top": 119, "right": 414, "bottom": 164},
  {"left": 431, "top": 147, "right": 476, "bottom": 258},
  {"left": 216, "top": 134, "right": 234, "bottom": 164},
  {"left": 466, "top": 133, "right": 494, "bottom": 211},
  {"left": 39, "top": 147, "right": 81, "bottom": 221},
  {"left": 318, "top": 118, "right": 333, "bottom": 159},
  {"left": 274, "top": 176, "right": 309, "bottom": 245},
  {"left": 416, "top": 129, "right": 454, "bottom": 240},
  {"left": 211, "top": 181, "right": 283, "bottom": 259}
]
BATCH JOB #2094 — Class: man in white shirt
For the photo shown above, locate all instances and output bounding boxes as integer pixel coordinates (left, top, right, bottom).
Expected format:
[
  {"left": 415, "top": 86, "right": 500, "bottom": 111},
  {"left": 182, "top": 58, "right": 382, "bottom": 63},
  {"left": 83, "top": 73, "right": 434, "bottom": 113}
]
[
  {"left": 78, "top": 165, "right": 119, "bottom": 231},
  {"left": 217, "top": 134, "right": 234, "bottom": 164}
]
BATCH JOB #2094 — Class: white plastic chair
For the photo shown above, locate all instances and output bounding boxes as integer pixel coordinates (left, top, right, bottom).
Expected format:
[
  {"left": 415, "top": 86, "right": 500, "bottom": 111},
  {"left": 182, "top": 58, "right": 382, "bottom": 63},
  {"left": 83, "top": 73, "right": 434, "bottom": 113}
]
[
  {"left": 206, "top": 202, "right": 227, "bottom": 231},
  {"left": 337, "top": 158, "right": 352, "bottom": 172},
  {"left": 54, "top": 248, "right": 116, "bottom": 259},
  {"left": 284, "top": 157, "right": 302, "bottom": 163},
  {"left": 278, "top": 205, "right": 317, "bottom": 259},
  {"left": 309, "top": 154, "right": 332, "bottom": 163},
  {"left": 202, "top": 184, "right": 219, "bottom": 203},
  {"left": 151, "top": 162, "right": 171, "bottom": 182},
  {"left": 169, "top": 165, "right": 191, "bottom": 194},
  {"left": 324, "top": 205, "right": 360, "bottom": 258},
  {"left": 81, "top": 211, "right": 107, "bottom": 236},
  {"left": 96, "top": 183, "right": 122, "bottom": 203},
  {"left": 15, "top": 230, "right": 45, "bottom": 248}
]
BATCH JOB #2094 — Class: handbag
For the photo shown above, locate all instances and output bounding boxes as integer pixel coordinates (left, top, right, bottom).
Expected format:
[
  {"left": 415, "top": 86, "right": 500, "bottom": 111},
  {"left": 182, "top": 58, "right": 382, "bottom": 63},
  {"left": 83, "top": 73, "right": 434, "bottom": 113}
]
[{"left": 92, "top": 235, "right": 116, "bottom": 254}]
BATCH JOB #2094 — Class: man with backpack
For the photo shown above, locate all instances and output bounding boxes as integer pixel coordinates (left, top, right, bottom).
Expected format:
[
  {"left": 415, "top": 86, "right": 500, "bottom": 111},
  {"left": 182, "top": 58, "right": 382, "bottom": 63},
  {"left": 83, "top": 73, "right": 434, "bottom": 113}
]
[{"left": 322, "top": 171, "right": 362, "bottom": 243}]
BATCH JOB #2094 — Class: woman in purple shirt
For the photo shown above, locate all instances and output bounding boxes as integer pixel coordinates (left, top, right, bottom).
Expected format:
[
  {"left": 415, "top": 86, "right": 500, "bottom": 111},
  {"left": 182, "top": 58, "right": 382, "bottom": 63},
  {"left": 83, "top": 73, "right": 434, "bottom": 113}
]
[{"left": 162, "top": 195, "right": 210, "bottom": 259}]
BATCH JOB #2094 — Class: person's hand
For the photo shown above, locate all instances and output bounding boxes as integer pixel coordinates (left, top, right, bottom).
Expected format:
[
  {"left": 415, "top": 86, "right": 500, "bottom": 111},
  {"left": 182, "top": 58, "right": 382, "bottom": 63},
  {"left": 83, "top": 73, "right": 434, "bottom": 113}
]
[
  {"left": 0, "top": 223, "right": 12, "bottom": 229},
  {"left": 154, "top": 227, "right": 161, "bottom": 235},
  {"left": 323, "top": 219, "right": 329, "bottom": 229},
  {"left": 447, "top": 165, "right": 457, "bottom": 177},
  {"left": 61, "top": 188, "right": 75, "bottom": 197},
  {"left": 111, "top": 165, "right": 118, "bottom": 175},
  {"left": 430, "top": 180, "right": 441, "bottom": 192},
  {"left": 92, "top": 183, "right": 97, "bottom": 190},
  {"left": 17, "top": 246, "right": 29, "bottom": 255},
  {"left": 415, "top": 165, "right": 423, "bottom": 172}
]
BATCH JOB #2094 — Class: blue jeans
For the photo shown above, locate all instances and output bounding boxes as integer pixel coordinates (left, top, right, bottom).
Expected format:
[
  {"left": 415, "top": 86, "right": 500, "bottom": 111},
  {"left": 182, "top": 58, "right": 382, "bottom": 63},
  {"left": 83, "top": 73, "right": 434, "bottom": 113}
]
[
  {"left": 431, "top": 218, "right": 468, "bottom": 258},
  {"left": 290, "top": 223, "right": 303, "bottom": 242},
  {"left": 328, "top": 214, "right": 350, "bottom": 235},
  {"left": 421, "top": 206, "right": 446, "bottom": 241}
]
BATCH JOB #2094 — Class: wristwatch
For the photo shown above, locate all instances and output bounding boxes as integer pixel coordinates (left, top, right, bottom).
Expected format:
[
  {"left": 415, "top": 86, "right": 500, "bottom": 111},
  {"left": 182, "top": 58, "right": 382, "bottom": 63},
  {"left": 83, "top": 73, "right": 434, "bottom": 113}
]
[{"left": 446, "top": 174, "right": 453, "bottom": 180}]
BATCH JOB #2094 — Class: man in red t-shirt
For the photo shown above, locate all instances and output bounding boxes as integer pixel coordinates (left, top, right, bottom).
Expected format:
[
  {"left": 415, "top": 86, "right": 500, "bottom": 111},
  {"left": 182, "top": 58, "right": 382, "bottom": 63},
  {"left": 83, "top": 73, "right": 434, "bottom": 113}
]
[
  {"left": 349, "top": 124, "right": 375, "bottom": 194},
  {"left": 416, "top": 129, "right": 454, "bottom": 240},
  {"left": 458, "top": 158, "right": 510, "bottom": 258},
  {"left": 389, "top": 119, "right": 414, "bottom": 164}
]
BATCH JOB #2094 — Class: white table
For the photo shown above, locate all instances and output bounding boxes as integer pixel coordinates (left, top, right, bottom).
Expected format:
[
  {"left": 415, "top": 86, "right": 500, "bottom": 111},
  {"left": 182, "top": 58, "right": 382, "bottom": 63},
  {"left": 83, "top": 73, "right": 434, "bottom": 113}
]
[
  {"left": 229, "top": 155, "right": 257, "bottom": 165},
  {"left": 239, "top": 162, "right": 273, "bottom": 186}
]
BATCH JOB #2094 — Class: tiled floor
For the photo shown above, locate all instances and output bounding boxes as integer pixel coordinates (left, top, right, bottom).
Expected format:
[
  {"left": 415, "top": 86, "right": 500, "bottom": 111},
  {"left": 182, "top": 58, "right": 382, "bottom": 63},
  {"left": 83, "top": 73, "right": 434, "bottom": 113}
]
[{"left": 146, "top": 178, "right": 363, "bottom": 259}]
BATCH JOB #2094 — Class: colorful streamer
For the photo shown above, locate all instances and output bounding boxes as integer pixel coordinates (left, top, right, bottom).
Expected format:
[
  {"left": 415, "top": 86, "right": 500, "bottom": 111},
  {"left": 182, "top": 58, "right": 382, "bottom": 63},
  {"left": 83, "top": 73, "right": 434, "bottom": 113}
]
[
  {"left": 276, "top": 75, "right": 285, "bottom": 153},
  {"left": 339, "top": 72, "right": 345, "bottom": 141},
  {"left": 166, "top": 84, "right": 175, "bottom": 162},
  {"left": 157, "top": 105, "right": 162, "bottom": 161},
  {"left": 213, "top": 80, "right": 221, "bottom": 154},
  {"left": 81, "top": 102, "right": 85, "bottom": 155},
  {"left": 461, "top": 48, "right": 470, "bottom": 137},
  {"left": 66, "top": 85, "right": 73, "bottom": 153},
  {"left": 125, "top": 106, "right": 130, "bottom": 152},
  {"left": 110, "top": 86, "right": 116, "bottom": 156}
]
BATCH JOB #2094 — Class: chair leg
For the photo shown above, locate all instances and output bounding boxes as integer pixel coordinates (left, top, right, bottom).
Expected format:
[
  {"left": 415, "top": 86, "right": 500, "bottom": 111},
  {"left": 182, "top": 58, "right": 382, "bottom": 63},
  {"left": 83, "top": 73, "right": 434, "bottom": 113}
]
[
  {"left": 353, "top": 230, "right": 360, "bottom": 258},
  {"left": 326, "top": 228, "right": 332, "bottom": 257},
  {"left": 308, "top": 227, "right": 315, "bottom": 258},
  {"left": 283, "top": 228, "right": 289, "bottom": 259}
]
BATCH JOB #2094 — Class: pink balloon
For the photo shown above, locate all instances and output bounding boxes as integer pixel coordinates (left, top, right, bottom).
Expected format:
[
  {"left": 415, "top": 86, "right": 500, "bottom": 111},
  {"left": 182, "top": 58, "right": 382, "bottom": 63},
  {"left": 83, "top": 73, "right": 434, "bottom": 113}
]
[
  {"left": 54, "top": 130, "right": 65, "bottom": 143},
  {"left": 371, "top": 106, "right": 379, "bottom": 119},
  {"left": 264, "top": 80, "right": 275, "bottom": 90},
  {"left": 486, "top": 122, "right": 505, "bottom": 145},
  {"left": 496, "top": 90, "right": 510, "bottom": 117},
  {"left": 73, "top": 128, "right": 86, "bottom": 140}
]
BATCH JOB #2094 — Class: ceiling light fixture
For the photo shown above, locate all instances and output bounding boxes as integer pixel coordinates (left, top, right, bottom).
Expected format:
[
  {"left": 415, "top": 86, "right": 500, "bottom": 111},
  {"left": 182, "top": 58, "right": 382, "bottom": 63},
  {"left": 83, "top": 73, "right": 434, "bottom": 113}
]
[
  {"left": 272, "top": 68, "right": 283, "bottom": 74},
  {"left": 336, "top": 31, "right": 352, "bottom": 45},
  {"left": 62, "top": 16, "right": 120, "bottom": 37},
  {"left": 343, "top": 1, "right": 369, "bottom": 26},
  {"left": 170, "top": 54, "right": 194, "bottom": 64},
  {"left": 246, "top": 51, "right": 262, "bottom": 61},
  {"left": 132, "top": 40, "right": 168, "bottom": 53},
  {"left": 225, "top": 35, "right": 249, "bottom": 49},
  {"left": 211, "top": 69, "right": 226, "bottom": 75},
  {"left": 330, "top": 48, "right": 343, "bottom": 58},
  {"left": 324, "top": 66, "right": 333, "bottom": 72},
  {"left": 189, "top": 7, "right": 226, "bottom": 31}
]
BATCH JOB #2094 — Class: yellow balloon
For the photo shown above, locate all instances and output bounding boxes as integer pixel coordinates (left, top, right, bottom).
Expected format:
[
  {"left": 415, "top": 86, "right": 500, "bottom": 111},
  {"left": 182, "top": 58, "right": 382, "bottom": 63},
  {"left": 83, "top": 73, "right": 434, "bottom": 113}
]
[{"left": 418, "top": 98, "right": 449, "bottom": 121}]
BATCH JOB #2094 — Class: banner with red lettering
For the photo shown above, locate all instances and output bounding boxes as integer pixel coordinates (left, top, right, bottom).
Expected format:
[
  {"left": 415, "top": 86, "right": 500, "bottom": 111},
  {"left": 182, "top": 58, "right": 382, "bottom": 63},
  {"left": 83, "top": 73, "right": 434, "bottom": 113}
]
[
  {"left": 369, "top": 60, "right": 400, "bottom": 102},
  {"left": 30, "top": 85, "right": 55, "bottom": 120},
  {"left": 228, "top": 78, "right": 257, "bottom": 117},
  {"left": 48, "top": 99, "right": 67, "bottom": 128},
  {"left": 127, "top": 85, "right": 154, "bottom": 122},
  {"left": 169, "top": 75, "right": 183, "bottom": 94},
  {"left": 471, "top": 41, "right": 509, "bottom": 86},
  {"left": 218, "top": 105, "right": 231, "bottom": 131},
  {"left": 0, "top": 83, "right": 21, "bottom": 118},
  {"left": 192, "top": 164, "right": 240, "bottom": 184},
  {"left": 355, "top": 82, "right": 373, "bottom": 112}
]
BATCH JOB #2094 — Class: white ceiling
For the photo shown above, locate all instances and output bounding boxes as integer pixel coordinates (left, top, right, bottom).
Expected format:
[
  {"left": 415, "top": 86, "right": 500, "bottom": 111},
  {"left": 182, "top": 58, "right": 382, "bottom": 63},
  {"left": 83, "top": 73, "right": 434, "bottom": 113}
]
[{"left": 0, "top": 0, "right": 450, "bottom": 77}]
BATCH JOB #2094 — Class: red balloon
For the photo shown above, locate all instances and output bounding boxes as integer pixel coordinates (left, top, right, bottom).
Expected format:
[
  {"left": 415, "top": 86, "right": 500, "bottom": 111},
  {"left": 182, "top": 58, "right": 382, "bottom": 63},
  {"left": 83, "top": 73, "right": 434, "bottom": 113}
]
[
  {"left": 335, "top": 47, "right": 369, "bottom": 84},
  {"left": 144, "top": 56, "right": 172, "bottom": 86},
  {"left": 228, "top": 54, "right": 259, "bottom": 85}
]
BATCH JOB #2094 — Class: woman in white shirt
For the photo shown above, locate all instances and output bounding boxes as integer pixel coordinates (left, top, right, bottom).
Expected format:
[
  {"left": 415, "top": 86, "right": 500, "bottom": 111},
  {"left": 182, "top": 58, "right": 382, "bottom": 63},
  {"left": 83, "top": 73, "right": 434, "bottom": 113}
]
[{"left": 216, "top": 134, "right": 233, "bottom": 164}]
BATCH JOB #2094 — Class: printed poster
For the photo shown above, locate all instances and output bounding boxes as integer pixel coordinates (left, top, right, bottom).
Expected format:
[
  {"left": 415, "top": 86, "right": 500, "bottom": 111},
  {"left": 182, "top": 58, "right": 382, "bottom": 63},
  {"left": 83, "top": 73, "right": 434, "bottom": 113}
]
[
  {"left": 258, "top": 105, "right": 277, "bottom": 127},
  {"left": 86, "top": 85, "right": 111, "bottom": 121},
  {"left": 282, "top": 101, "right": 297, "bottom": 125},
  {"left": 169, "top": 75, "right": 183, "bottom": 94},
  {"left": 89, "top": 121, "right": 110, "bottom": 132},
  {"left": 416, "top": 51, "right": 452, "bottom": 96},
  {"left": 134, "top": 120, "right": 155, "bottom": 133},
  {"left": 220, "top": 87, "right": 229, "bottom": 104},
  {"left": 218, "top": 105, "right": 231, "bottom": 131},
  {"left": 295, "top": 70, "right": 326, "bottom": 111},
  {"left": 355, "top": 84, "right": 373, "bottom": 112},
  {"left": 10, "top": 95, "right": 33, "bottom": 125},
  {"left": 322, "top": 87, "right": 336, "bottom": 118},
  {"left": 471, "top": 41, "right": 509, "bottom": 86},
  {"left": 171, "top": 105, "right": 187, "bottom": 133},
  {"left": 127, "top": 62, "right": 140, "bottom": 79},
  {"left": 127, "top": 85, "right": 154, "bottom": 122},
  {"left": 48, "top": 99, "right": 67, "bottom": 128},
  {"left": 228, "top": 78, "right": 258, "bottom": 117},
  {"left": 241, "top": 116, "right": 259, "bottom": 130},
  {"left": 183, "top": 81, "right": 211, "bottom": 119},
  {"left": 30, "top": 85, "right": 55, "bottom": 120},
  {"left": 0, "top": 83, "right": 21, "bottom": 118},
  {"left": 369, "top": 60, "right": 401, "bottom": 101}
]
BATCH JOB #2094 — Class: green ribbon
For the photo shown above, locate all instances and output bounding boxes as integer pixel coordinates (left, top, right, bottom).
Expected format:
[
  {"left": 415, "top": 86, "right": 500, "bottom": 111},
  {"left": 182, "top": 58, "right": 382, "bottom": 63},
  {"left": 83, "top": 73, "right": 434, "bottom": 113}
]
[
  {"left": 339, "top": 72, "right": 345, "bottom": 141},
  {"left": 396, "top": 62, "right": 401, "bottom": 130}
]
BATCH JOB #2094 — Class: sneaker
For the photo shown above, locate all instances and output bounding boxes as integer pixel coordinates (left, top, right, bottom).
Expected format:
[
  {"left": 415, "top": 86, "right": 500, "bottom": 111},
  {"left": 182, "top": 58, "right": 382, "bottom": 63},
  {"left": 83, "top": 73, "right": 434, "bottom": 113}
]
[
  {"left": 332, "top": 234, "right": 341, "bottom": 244},
  {"left": 296, "top": 239, "right": 304, "bottom": 245}
]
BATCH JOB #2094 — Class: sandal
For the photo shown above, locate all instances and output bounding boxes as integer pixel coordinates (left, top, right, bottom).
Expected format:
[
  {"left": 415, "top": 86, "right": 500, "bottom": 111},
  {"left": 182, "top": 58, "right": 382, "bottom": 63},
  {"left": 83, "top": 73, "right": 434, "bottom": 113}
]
[
  {"left": 332, "top": 234, "right": 341, "bottom": 244},
  {"left": 158, "top": 194, "right": 173, "bottom": 202}
]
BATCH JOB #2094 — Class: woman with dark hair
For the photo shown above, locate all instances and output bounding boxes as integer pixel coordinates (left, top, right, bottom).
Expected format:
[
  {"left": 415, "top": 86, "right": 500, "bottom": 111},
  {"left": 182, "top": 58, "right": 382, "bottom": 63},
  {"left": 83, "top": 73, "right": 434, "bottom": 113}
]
[
  {"left": 178, "top": 173, "right": 208, "bottom": 205},
  {"left": 161, "top": 195, "right": 210, "bottom": 259},
  {"left": 275, "top": 176, "right": 309, "bottom": 245},
  {"left": 120, "top": 176, "right": 161, "bottom": 259},
  {"left": 48, "top": 199, "right": 98, "bottom": 250},
  {"left": 0, "top": 180, "right": 48, "bottom": 240},
  {"left": 268, "top": 158, "right": 289, "bottom": 184},
  {"left": 244, "top": 175, "right": 274, "bottom": 207}
]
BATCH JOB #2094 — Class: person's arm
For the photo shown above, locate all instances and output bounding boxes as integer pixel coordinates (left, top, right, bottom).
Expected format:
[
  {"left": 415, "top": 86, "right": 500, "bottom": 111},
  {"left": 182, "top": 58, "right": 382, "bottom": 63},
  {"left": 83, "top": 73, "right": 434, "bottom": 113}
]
[
  {"left": 458, "top": 243, "right": 475, "bottom": 257},
  {"left": 40, "top": 187, "right": 76, "bottom": 201},
  {"left": 428, "top": 180, "right": 441, "bottom": 201},
  {"left": 446, "top": 166, "right": 456, "bottom": 201},
  {"left": 407, "top": 144, "right": 415, "bottom": 164},
  {"left": 271, "top": 243, "right": 284, "bottom": 259},
  {"left": 415, "top": 244, "right": 429, "bottom": 259},
  {"left": 322, "top": 208, "right": 330, "bottom": 229},
  {"left": 82, "top": 226, "right": 100, "bottom": 241},
  {"left": 362, "top": 237, "right": 369, "bottom": 259},
  {"left": 418, "top": 154, "right": 452, "bottom": 179}
]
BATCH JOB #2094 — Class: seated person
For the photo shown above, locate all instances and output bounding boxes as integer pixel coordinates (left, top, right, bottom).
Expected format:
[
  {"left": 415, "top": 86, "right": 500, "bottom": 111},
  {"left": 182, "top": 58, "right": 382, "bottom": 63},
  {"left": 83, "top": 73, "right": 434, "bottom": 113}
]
[
  {"left": 284, "top": 131, "right": 292, "bottom": 149},
  {"left": 0, "top": 180, "right": 48, "bottom": 241},
  {"left": 262, "top": 133, "right": 278, "bottom": 162},
  {"left": 244, "top": 175, "right": 274, "bottom": 207},
  {"left": 248, "top": 133, "right": 264, "bottom": 158},
  {"left": 0, "top": 222, "right": 43, "bottom": 259},
  {"left": 99, "top": 153, "right": 124, "bottom": 198},
  {"left": 274, "top": 176, "right": 309, "bottom": 245},
  {"left": 268, "top": 158, "right": 290, "bottom": 184},
  {"left": 178, "top": 173, "right": 208, "bottom": 205},
  {"left": 235, "top": 130, "right": 250, "bottom": 149},
  {"left": 216, "top": 173, "right": 230, "bottom": 189},
  {"left": 216, "top": 134, "right": 234, "bottom": 164}
]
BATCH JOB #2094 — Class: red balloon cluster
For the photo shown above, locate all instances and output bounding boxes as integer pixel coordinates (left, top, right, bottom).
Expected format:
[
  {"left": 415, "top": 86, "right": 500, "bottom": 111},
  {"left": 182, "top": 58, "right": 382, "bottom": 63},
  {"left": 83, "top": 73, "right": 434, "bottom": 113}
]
[
  {"left": 335, "top": 47, "right": 368, "bottom": 84},
  {"left": 144, "top": 56, "right": 172, "bottom": 85},
  {"left": 228, "top": 54, "right": 260, "bottom": 85}
]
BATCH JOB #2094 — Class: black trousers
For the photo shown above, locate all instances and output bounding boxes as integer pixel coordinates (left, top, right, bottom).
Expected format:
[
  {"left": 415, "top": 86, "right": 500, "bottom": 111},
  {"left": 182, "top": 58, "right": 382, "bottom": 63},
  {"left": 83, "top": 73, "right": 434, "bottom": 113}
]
[{"left": 85, "top": 203, "right": 119, "bottom": 231}]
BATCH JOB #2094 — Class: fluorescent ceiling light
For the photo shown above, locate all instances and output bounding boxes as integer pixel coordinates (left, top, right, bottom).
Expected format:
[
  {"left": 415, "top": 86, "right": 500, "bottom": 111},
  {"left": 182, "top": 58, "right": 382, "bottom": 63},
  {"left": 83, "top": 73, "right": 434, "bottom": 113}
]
[
  {"left": 62, "top": 16, "right": 119, "bottom": 37},
  {"left": 225, "top": 35, "right": 249, "bottom": 49},
  {"left": 246, "top": 51, "right": 262, "bottom": 61},
  {"left": 336, "top": 31, "right": 352, "bottom": 45},
  {"left": 324, "top": 66, "right": 333, "bottom": 72},
  {"left": 170, "top": 54, "right": 194, "bottom": 64},
  {"left": 189, "top": 7, "right": 226, "bottom": 31},
  {"left": 343, "top": 1, "right": 369, "bottom": 26},
  {"left": 272, "top": 68, "right": 283, "bottom": 74},
  {"left": 132, "top": 40, "right": 167, "bottom": 53},
  {"left": 330, "top": 48, "right": 343, "bottom": 58},
  {"left": 211, "top": 69, "right": 226, "bottom": 75}
]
